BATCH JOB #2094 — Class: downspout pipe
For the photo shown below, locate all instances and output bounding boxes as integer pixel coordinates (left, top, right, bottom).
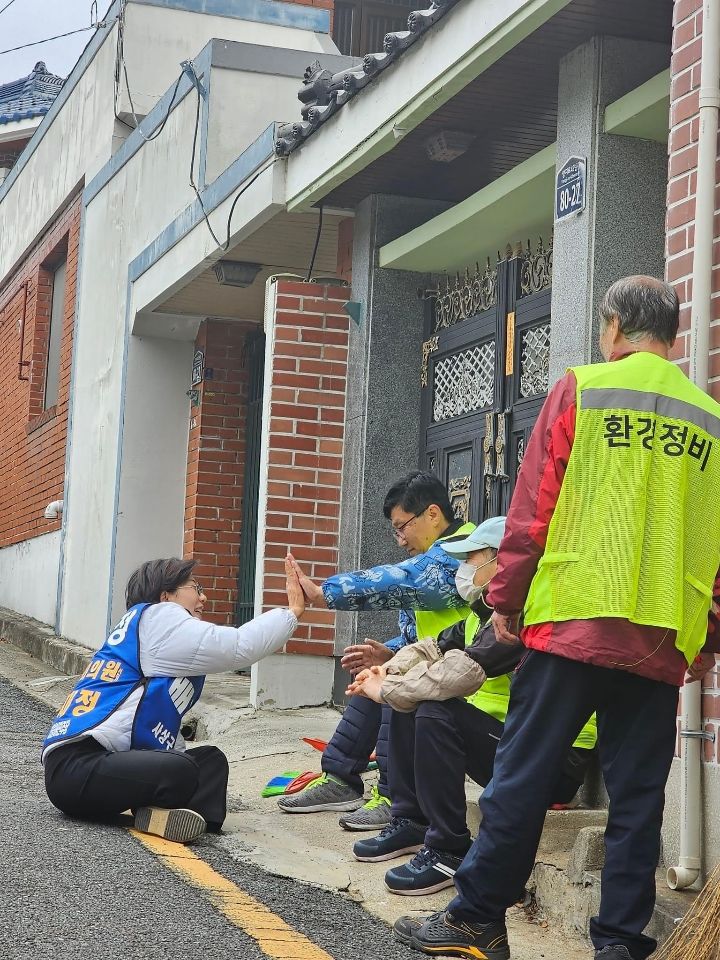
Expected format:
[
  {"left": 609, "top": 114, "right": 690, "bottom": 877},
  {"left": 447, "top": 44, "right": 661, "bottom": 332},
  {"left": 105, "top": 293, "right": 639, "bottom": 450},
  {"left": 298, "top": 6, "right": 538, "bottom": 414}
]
[{"left": 667, "top": 0, "right": 720, "bottom": 893}]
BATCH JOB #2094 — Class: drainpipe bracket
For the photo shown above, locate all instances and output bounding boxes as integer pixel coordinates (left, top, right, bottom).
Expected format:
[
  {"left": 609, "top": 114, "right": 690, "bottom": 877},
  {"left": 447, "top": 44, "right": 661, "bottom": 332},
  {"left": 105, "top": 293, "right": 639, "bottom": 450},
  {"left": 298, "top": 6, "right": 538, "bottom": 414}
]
[{"left": 680, "top": 729, "right": 715, "bottom": 742}]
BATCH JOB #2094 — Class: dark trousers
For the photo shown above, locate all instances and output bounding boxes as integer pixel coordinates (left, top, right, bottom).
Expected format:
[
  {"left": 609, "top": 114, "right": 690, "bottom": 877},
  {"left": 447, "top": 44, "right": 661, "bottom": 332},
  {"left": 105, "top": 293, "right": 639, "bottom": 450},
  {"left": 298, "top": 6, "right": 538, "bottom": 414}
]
[
  {"left": 45, "top": 737, "right": 229, "bottom": 829},
  {"left": 389, "top": 698, "right": 588, "bottom": 854},
  {"left": 449, "top": 651, "right": 679, "bottom": 960},
  {"left": 322, "top": 694, "right": 390, "bottom": 798}
]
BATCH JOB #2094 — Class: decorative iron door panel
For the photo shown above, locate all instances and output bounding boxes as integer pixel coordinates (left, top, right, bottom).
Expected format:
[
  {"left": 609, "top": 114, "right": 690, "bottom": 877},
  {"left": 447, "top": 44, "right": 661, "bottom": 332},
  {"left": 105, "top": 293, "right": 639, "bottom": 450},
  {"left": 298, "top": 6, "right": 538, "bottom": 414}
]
[
  {"left": 497, "top": 243, "right": 553, "bottom": 514},
  {"left": 422, "top": 263, "right": 506, "bottom": 523},
  {"left": 421, "top": 239, "right": 552, "bottom": 522}
]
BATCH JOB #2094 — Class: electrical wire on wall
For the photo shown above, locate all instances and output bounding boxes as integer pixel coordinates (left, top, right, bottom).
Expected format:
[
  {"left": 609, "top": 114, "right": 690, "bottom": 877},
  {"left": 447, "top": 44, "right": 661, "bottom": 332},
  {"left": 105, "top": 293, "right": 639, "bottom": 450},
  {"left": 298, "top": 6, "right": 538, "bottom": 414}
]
[
  {"left": 113, "top": 0, "right": 182, "bottom": 140},
  {"left": 305, "top": 204, "right": 324, "bottom": 281},
  {"left": 112, "top": 25, "right": 281, "bottom": 254},
  {"left": 184, "top": 59, "right": 280, "bottom": 253}
]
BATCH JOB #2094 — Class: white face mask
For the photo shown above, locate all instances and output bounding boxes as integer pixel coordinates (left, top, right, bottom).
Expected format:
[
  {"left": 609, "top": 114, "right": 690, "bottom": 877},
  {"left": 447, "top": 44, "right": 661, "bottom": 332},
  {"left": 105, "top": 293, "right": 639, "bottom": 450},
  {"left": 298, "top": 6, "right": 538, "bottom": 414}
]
[{"left": 455, "top": 557, "right": 496, "bottom": 604}]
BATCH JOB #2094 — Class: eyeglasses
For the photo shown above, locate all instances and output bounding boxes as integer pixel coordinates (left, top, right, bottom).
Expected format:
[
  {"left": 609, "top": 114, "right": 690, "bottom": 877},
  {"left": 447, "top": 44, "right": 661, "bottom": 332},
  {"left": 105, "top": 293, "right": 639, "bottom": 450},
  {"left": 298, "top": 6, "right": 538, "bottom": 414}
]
[
  {"left": 181, "top": 581, "right": 204, "bottom": 596},
  {"left": 391, "top": 508, "right": 427, "bottom": 542}
]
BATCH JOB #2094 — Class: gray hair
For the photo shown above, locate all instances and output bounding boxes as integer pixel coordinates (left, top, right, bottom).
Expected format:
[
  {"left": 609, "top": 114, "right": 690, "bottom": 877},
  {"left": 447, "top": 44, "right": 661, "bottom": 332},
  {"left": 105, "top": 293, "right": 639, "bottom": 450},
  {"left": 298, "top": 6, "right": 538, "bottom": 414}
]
[{"left": 598, "top": 276, "right": 679, "bottom": 345}]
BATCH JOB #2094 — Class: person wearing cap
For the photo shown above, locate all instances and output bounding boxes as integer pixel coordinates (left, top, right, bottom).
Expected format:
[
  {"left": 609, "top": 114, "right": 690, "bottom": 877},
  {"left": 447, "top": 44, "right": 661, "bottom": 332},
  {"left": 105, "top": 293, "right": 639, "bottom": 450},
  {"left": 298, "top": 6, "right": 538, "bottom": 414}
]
[
  {"left": 278, "top": 471, "right": 475, "bottom": 828},
  {"left": 396, "top": 277, "right": 720, "bottom": 960},
  {"left": 347, "top": 517, "right": 596, "bottom": 896}
]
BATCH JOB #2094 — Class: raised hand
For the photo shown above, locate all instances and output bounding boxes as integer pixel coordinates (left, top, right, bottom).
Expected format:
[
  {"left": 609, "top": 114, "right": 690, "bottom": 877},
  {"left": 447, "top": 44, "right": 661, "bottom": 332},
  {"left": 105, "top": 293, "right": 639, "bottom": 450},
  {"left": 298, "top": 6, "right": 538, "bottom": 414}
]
[
  {"left": 285, "top": 556, "right": 306, "bottom": 620},
  {"left": 287, "top": 553, "right": 325, "bottom": 606}
]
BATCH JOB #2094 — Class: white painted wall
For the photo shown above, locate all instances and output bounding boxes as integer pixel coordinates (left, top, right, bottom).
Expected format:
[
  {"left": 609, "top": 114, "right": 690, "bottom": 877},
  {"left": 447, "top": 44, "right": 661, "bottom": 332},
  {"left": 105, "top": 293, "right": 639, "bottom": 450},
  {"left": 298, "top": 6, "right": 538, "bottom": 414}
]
[
  {"left": 0, "top": 32, "right": 119, "bottom": 281},
  {"left": 204, "top": 68, "right": 300, "bottom": 183},
  {"left": 110, "top": 335, "right": 194, "bottom": 625},
  {"left": 0, "top": 531, "right": 60, "bottom": 626},
  {"left": 120, "top": 1, "right": 338, "bottom": 119},
  {"left": 59, "top": 32, "right": 291, "bottom": 642}
]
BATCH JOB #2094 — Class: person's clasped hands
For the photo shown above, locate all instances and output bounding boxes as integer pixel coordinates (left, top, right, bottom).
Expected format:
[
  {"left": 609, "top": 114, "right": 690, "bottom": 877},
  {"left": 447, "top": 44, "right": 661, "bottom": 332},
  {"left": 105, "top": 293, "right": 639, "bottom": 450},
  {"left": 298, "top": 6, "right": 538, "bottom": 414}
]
[{"left": 346, "top": 664, "right": 387, "bottom": 703}]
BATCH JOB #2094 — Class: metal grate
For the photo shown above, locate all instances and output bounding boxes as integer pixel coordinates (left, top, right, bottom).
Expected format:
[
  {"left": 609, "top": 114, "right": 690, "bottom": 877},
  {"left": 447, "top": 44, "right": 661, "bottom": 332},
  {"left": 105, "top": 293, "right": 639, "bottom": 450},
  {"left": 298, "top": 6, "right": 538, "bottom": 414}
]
[
  {"left": 433, "top": 341, "right": 495, "bottom": 422},
  {"left": 519, "top": 323, "right": 550, "bottom": 398}
]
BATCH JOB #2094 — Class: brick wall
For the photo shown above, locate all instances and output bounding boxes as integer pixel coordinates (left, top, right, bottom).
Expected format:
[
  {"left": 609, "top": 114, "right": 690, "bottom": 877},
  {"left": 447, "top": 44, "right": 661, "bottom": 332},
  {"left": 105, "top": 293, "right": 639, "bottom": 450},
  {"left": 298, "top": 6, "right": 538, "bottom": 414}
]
[
  {"left": 668, "top": 0, "right": 720, "bottom": 764},
  {"left": 184, "top": 319, "right": 255, "bottom": 625},
  {"left": 666, "top": 0, "right": 703, "bottom": 381},
  {"left": 260, "top": 280, "right": 350, "bottom": 657},
  {"left": 0, "top": 193, "right": 81, "bottom": 548}
]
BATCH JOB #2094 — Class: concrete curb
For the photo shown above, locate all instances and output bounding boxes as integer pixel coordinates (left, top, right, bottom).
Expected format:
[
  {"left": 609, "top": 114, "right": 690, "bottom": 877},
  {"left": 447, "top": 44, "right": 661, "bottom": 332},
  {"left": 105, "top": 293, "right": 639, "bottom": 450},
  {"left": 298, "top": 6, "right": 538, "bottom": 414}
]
[{"left": 0, "top": 606, "right": 91, "bottom": 678}]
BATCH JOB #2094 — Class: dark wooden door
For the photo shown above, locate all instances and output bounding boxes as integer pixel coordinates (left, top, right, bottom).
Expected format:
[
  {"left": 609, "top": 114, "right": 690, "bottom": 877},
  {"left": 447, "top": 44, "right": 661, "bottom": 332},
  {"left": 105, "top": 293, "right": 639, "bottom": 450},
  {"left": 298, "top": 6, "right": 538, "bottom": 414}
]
[{"left": 421, "top": 240, "right": 553, "bottom": 522}]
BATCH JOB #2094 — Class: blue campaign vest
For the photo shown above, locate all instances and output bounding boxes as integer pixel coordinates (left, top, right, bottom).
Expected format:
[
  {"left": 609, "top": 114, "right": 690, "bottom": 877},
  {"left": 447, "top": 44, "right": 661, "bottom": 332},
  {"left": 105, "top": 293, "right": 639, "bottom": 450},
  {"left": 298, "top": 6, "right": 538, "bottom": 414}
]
[{"left": 42, "top": 603, "right": 205, "bottom": 757}]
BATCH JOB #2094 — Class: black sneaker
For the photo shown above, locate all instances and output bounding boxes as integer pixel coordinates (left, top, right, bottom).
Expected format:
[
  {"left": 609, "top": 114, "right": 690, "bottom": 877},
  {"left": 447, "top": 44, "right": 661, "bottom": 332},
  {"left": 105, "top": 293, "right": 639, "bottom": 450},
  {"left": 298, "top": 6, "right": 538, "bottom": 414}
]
[
  {"left": 397, "top": 910, "right": 510, "bottom": 960},
  {"left": 595, "top": 948, "right": 633, "bottom": 959},
  {"left": 393, "top": 914, "right": 425, "bottom": 946},
  {"left": 385, "top": 846, "right": 464, "bottom": 895},
  {"left": 352, "top": 816, "right": 426, "bottom": 862}
]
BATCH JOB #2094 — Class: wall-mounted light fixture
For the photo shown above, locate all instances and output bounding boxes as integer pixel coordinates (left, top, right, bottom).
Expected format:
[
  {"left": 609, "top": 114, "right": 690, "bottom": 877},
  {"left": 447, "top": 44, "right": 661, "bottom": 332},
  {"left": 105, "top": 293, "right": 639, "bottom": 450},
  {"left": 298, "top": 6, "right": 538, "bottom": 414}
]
[
  {"left": 213, "top": 260, "right": 262, "bottom": 288},
  {"left": 424, "top": 130, "right": 475, "bottom": 163}
]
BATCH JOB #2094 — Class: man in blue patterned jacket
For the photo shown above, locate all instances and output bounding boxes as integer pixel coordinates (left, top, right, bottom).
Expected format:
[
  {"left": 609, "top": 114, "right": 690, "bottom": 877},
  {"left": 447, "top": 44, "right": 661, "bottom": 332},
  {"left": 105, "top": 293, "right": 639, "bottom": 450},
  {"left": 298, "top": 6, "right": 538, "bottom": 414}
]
[{"left": 278, "top": 471, "right": 472, "bottom": 830}]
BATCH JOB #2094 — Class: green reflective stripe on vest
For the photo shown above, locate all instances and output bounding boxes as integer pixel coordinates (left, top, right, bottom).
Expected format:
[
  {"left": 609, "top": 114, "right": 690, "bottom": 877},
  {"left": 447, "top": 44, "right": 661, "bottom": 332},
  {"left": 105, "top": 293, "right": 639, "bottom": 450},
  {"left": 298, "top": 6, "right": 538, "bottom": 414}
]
[
  {"left": 415, "top": 522, "right": 475, "bottom": 640},
  {"left": 462, "top": 613, "right": 598, "bottom": 748},
  {"left": 524, "top": 352, "right": 720, "bottom": 665}
]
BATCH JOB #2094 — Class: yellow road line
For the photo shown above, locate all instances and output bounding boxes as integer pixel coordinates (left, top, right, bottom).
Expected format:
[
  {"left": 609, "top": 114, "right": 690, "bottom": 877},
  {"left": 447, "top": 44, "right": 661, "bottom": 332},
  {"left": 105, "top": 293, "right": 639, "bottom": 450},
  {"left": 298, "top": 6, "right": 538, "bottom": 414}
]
[{"left": 130, "top": 829, "right": 335, "bottom": 960}]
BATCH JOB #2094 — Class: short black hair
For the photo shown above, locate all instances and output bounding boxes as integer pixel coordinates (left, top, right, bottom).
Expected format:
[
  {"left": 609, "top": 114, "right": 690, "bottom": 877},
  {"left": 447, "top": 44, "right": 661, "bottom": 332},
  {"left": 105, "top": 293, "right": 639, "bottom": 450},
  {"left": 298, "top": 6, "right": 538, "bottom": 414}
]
[
  {"left": 383, "top": 470, "right": 455, "bottom": 524},
  {"left": 126, "top": 558, "right": 197, "bottom": 608},
  {"left": 598, "top": 276, "right": 679, "bottom": 346}
]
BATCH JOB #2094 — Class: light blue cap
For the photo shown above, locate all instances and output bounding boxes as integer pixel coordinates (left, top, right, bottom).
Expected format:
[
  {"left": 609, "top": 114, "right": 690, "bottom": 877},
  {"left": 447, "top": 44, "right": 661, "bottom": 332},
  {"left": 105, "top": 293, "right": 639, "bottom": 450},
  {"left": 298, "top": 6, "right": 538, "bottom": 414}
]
[{"left": 441, "top": 516, "right": 507, "bottom": 558}]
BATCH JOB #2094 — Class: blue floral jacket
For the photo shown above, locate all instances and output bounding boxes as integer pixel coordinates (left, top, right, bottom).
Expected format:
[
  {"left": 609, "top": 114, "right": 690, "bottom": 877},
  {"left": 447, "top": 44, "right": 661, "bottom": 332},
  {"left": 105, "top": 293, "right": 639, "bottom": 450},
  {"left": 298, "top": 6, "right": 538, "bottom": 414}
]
[{"left": 323, "top": 538, "right": 465, "bottom": 651}]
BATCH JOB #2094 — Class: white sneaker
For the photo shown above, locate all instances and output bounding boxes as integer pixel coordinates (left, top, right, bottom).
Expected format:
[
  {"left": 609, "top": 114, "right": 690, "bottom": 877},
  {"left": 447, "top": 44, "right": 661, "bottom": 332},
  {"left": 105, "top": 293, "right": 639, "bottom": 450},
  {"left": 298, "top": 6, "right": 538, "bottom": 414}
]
[{"left": 134, "top": 807, "right": 206, "bottom": 843}]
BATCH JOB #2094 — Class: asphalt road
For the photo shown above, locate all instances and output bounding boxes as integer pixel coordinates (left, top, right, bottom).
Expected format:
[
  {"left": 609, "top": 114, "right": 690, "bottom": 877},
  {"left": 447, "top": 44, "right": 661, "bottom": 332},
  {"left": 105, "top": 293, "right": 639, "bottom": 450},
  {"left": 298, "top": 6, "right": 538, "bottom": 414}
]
[{"left": 0, "top": 676, "right": 419, "bottom": 960}]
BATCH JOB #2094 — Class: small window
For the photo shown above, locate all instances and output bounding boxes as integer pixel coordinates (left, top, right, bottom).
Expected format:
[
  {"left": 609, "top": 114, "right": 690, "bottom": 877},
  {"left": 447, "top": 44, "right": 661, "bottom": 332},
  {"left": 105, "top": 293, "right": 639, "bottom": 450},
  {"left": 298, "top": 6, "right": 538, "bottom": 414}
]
[{"left": 45, "top": 259, "right": 66, "bottom": 409}]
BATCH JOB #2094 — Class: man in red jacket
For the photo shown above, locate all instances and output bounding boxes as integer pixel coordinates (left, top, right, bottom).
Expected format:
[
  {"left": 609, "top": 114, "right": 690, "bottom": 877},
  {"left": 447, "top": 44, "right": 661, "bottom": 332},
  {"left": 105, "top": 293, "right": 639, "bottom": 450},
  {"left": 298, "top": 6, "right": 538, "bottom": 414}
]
[{"left": 394, "top": 275, "right": 720, "bottom": 960}]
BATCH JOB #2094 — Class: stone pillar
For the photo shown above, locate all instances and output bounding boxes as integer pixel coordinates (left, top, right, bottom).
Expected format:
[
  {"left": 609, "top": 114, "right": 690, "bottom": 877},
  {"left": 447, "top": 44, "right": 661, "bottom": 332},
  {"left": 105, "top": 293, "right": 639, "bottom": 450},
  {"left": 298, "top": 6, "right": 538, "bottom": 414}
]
[
  {"left": 333, "top": 195, "right": 447, "bottom": 700},
  {"left": 549, "top": 37, "right": 669, "bottom": 384}
]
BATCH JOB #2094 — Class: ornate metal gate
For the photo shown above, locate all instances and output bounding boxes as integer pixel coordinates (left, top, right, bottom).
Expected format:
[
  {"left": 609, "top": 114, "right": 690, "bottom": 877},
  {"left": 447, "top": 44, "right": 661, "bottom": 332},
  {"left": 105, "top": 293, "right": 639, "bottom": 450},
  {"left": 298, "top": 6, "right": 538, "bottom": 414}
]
[{"left": 421, "top": 239, "right": 552, "bottom": 522}]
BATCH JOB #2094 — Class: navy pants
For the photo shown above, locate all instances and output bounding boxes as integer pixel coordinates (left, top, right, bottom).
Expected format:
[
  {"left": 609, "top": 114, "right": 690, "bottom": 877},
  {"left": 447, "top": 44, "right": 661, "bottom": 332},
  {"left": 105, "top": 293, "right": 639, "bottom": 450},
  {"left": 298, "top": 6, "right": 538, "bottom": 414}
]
[
  {"left": 321, "top": 695, "right": 390, "bottom": 798},
  {"left": 389, "top": 698, "right": 588, "bottom": 854},
  {"left": 449, "top": 650, "right": 679, "bottom": 960}
]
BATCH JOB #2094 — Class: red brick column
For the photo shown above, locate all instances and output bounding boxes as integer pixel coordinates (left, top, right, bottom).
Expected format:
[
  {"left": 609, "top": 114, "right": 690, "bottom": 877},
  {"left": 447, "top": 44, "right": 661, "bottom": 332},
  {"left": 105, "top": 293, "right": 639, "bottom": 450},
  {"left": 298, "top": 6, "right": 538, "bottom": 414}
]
[
  {"left": 259, "top": 279, "right": 350, "bottom": 658},
  {"left": 668, "top": 0, "right": 720, "bottom": 764},
  {"left": 184, "top": 320, "right": 254, "bottom": 625}
]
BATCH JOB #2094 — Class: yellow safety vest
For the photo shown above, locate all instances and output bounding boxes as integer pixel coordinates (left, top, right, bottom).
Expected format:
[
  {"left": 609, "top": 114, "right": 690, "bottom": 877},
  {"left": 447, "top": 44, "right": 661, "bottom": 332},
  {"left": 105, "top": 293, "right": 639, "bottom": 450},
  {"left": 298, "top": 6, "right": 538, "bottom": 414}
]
[
  {"left": 463, "top": 611, "right": 597, "bottom": 749},
  {"left": 524, "top": 352, "right": 720, "bottom": 665},
  {"left": 414, "top": 522, "right": 476, "bottom": 641}
]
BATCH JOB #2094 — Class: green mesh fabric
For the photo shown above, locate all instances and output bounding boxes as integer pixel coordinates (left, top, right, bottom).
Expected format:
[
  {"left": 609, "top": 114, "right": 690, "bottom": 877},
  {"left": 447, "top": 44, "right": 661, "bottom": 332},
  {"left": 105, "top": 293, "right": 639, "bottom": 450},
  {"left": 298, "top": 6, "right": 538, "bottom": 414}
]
[{"left": 524, "top": 353, "right": 720, "bottom": 665}]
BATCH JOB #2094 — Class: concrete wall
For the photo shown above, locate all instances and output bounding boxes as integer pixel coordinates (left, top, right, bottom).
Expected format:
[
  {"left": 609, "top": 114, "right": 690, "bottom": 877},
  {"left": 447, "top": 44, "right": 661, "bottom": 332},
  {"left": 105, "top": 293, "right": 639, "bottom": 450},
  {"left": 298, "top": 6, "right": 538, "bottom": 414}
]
[
  {"left": 0, "top": 531, "right": 61, "bottom": 626},
  {"left": 549, "top": 36, "right": 669, "bottom": 382},
  {"left": 121, "top": 0, "right": 337, "bottom": 118},
  {"left": 110, "top": 336, "right": 194, "bottom": 626},
  {"left": 333, "top": 195, "right": 445, "bottom": 693},
  {"left": 205, "top": 68, "right": 301, "bottom": 184}
]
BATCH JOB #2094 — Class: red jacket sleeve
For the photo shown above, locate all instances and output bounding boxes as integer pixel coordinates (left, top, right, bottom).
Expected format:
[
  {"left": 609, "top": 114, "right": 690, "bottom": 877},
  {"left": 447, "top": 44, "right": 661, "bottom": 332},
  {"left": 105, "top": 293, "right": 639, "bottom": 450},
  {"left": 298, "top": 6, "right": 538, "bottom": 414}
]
[
  {"left": 703, "top": 570, "right": 720, "bottom": 655},
  {"left": 486, "top": 371, "right": 577, "bottom": 615}
]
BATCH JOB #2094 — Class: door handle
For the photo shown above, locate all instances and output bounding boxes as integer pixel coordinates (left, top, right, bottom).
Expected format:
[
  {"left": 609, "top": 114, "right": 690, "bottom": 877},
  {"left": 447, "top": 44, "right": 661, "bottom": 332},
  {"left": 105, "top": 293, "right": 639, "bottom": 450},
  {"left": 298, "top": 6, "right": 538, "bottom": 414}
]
[
  {"left": 483, "top": 411, "right": 495, "bottom": 501},
  {"left": 495, "top": 410, "right": 509, "bottom": 482}
]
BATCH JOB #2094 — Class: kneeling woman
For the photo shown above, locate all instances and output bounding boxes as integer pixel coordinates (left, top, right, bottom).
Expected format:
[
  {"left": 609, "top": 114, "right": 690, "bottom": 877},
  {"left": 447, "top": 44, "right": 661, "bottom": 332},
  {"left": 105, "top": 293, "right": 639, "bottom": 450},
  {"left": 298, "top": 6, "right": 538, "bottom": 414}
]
[{"left": 42, "top": 555, "right": 304, "bottom": 843}]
